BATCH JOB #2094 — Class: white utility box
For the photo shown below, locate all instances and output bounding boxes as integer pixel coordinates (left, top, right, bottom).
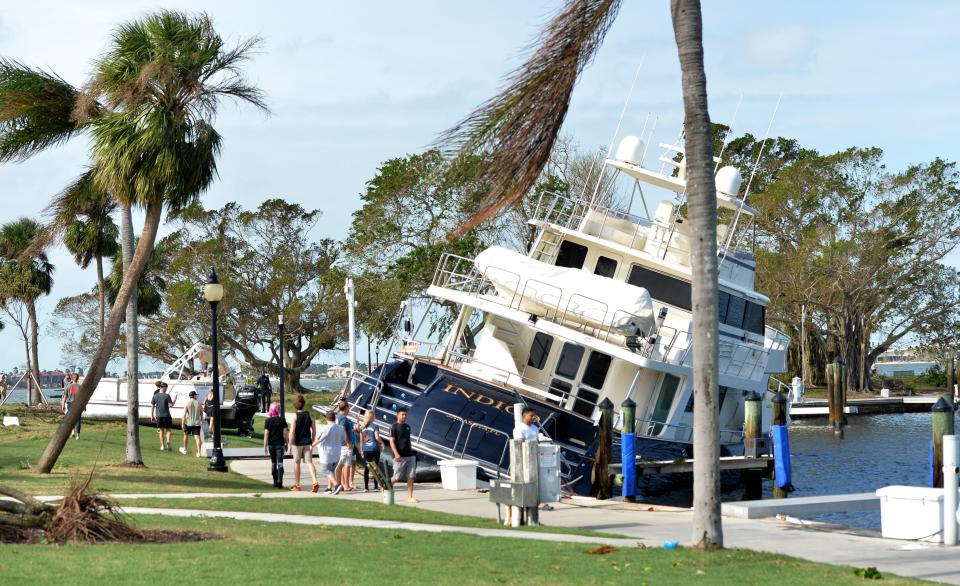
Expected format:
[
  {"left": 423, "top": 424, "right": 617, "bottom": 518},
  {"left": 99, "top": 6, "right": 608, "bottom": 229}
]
[
  {"left": 439, "top": 459, "right": 478, "bottom": 491},
  {"left": 537, "top": 443, "right": 562, "bottom": 503},
  {"left": 876, "top": 486, "right": 945, "bottom": 542}
]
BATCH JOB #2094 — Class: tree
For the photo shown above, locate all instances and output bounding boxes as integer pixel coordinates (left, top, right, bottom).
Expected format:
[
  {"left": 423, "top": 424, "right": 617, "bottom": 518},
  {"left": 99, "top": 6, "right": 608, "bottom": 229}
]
[
  {"left": 56, "top": 171, "right": 120, "bottom": 339},
  {"left": 0, "top": 218, "right": 54, "bottom": 405},
  {"left": 147, "top": 200, "right": 343, "bottom": 392},
  {"left": 0, "top": 10, "right": 267, "bottom": 472},
  {"left": 671, "top": 0, "right": 722, "bottom": 549}
]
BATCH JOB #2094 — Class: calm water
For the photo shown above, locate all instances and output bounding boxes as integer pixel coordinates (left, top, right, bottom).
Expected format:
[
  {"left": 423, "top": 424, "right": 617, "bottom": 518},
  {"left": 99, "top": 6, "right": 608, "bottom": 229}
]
[{"left": 777, "top": 412, "right": 951, "bottom": 529}]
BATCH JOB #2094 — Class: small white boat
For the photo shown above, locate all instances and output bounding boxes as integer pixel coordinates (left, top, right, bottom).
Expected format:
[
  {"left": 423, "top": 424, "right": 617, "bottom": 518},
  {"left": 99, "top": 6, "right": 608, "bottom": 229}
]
[{"left": 83, "top": 342, "right": 238, "bottom": 421}]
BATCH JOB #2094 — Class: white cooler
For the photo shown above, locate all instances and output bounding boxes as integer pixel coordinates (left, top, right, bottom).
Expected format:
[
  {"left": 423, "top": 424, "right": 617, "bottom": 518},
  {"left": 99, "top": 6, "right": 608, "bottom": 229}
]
[
  {"left": 439, "top": 459, "right": 478, "bottom": 491},
  {"left": 876, "top": 486, "right": 944, "bottom": 542}
]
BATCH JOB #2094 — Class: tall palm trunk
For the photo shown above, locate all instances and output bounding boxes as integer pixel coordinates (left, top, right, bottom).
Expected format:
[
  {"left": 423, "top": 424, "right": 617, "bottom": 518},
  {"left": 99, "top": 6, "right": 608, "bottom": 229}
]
[
  {"left": 120, "top": 204, "right": 143, "bottom": 466},
  {"left": 22, "top": 337, "right": 32, "bottom": 408},
  {"left": 95, "top": 253, "right": 106, "bottom": 340},
  {"left": 672, "top": 0, "right": 722, "bottom": 549},
  {"left": 27, "top": 301, "right": 42, "bottom": 405},
  {"left": 36, "top": 201, "right": 162, "bottom": 473}
]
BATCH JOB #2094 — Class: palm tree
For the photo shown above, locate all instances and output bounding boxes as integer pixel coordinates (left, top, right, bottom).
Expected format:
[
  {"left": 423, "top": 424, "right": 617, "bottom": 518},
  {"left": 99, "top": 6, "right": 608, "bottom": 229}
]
[
  {"left": 441, "top": 0, "right": 722, "bottom": 547},
  {"left": 106, "top": 235, "right": 169, "bottom": 317},
  {"left": 0, "top": 10, "right": 267, "bottom": 472},
  {"left": 0, "top": 218, "right": 54, "bottom": 405},
  {"left": 56, "top": 170, "right": 120, "bottom": 339}
]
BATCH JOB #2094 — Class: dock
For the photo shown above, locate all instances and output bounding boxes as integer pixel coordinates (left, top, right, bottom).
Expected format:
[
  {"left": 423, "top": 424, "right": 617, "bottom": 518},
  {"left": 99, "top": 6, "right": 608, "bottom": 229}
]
[
  {"left": 721, "top": 493, "right": 879, "bottom": 519},
  {"left": 791, "top": 395, "right": 943, "bottom": 418},
  {"left": 609, "top": 455, "right": 773, "bottom": 477}
]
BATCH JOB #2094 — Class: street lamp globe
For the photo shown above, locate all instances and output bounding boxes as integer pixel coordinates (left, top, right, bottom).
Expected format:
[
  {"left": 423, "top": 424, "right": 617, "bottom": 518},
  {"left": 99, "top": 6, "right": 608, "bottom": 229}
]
[{"left": 204, "top": 268, "right": 224, "bottom": 303}]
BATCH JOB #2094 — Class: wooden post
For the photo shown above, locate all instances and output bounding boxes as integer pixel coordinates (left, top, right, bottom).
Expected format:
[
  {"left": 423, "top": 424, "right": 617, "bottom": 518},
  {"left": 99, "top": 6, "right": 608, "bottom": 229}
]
[
  {"left": 932, "top": 397, "right": 955, "bottom": 489},
  {"left": 771, "top": 392, "right": 789, "bottom": 499},
  {"left": 592, "top": 398, "right": 614, "bottom": 500},
  {"left": 946, "top": 353, "right": 954, "bottom": 405},
  {"left": 832, "top": 356, "right": 845, "bottom": 438},
  {"left": 621, "top": 398, "right": 637, "bottom": 503},
  {"left": 825, "top": 360, "right": 835, "bottom": 427},
  {"left": 742, "top": 391, "right": 762, "bottom": 500}
]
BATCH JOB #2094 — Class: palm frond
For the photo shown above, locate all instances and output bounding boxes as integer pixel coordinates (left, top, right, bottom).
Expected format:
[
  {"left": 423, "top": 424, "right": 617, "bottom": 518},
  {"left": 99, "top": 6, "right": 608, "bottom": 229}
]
[
  {"left": 0, "top": 59, "right": 90, "bottom": 162},
  {"left": 438, "top": 0, "right": 621, "bottom": 234}
]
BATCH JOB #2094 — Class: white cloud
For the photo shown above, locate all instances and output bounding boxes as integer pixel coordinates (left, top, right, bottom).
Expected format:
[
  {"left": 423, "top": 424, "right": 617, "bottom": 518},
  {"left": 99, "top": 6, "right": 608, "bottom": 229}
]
[{"left": 741, "top": 25, "right": 814, "bottom": 70}]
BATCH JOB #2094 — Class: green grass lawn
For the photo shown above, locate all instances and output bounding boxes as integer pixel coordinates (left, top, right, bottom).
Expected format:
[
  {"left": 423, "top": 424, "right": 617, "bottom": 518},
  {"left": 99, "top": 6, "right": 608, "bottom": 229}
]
[
  {"left": 0, "top": 407, "right": 266, "bottom": 495},
  {"left": 114, "top": 496, "right": 620, "bottom": 538},
  {"left": 0, "top": 515, "right": 927, "bottom": 586}
]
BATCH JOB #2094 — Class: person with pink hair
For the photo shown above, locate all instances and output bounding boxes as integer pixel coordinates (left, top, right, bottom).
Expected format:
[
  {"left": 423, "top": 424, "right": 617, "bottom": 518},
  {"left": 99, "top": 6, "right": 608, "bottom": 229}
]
[{"left": 262, "top": 402, "right": 289, "bottom": 488}]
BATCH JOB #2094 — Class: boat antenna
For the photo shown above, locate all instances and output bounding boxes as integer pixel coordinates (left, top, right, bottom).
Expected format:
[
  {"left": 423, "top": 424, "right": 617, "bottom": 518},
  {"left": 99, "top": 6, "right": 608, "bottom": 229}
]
[
  {"left": 721, "top": 93, "right": 782, "bottom": 258},
  {"left": 714, "top": 93, "right": 743, "bottom": 172},
  {"left": 588, "top": 56, "right": 645, "bottom": 208}
]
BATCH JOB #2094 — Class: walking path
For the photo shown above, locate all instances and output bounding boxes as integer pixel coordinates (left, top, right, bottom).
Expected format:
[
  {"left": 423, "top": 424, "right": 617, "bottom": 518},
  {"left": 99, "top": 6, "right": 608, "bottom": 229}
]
[{"left": 225, "top": 459, "right": 960, "bottom": 584}]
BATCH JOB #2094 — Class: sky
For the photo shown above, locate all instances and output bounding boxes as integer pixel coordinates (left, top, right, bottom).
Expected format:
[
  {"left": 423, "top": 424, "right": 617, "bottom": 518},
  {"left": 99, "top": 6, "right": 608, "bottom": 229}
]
[{"left": 0, "top": 1, "right": 958, "bottom": 372}]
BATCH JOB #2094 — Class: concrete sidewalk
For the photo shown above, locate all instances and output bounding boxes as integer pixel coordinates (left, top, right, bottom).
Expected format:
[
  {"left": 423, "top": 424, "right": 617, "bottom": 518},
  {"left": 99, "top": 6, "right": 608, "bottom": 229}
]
[
  {"left": 122, "top": 506, "right": 643, "bottom": 548},
  {"left": 224, "top": 459, "right": 960, "bottom": 584}
]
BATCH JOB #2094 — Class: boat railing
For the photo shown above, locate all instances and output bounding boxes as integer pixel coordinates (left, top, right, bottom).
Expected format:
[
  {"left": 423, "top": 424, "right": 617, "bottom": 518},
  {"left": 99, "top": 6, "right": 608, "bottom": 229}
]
[
  {"left": 415, "top": 407, "right": 512, "bottom": 473},
  {"left": 448, "top": 351, "right": 551, "bottom": 396},
  {"left": 633, "top": 416, "right": 744, "bottom": 445},
  {"left": 640, "top": 320, "right": 770, "bottom": 380},
  {"left": 532, "top": 190, "right": 654, "bottom": 250}
]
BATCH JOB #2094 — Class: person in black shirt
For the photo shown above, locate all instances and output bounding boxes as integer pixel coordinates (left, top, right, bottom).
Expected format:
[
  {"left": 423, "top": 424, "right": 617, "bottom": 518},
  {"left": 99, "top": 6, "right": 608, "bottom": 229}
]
[
  {"left": 389, "top": 407, "right": 418, "bottom": 503},
  {"left": 262, "top": 402, "right": 289, "bottom": 488},
  {"left": 256, "top": 371, "right": 273, "bottom": 413}
]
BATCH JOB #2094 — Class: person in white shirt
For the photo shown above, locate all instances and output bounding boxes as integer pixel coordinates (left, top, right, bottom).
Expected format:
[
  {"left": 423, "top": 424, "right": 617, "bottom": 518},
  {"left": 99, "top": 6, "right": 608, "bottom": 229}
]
[
  {"left": 513, "top": 407, "right": 540, "bottom": 441},
  {"left": 313, "top": 411, "right": 348, "bottom": 494}
]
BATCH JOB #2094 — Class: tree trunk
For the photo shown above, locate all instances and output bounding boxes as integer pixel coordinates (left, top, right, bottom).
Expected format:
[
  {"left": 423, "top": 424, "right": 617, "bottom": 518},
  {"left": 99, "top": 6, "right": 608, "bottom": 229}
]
[
  {"left": 22, "top": 336, "right": 32, "bottom": 408},
  {"left": 120, "top": 204, "right": 143, "bottom": 466},
  {"left": 35, "top": 202, "right": 163, "bottom": 473},
  {"left": 96, "top": 254, "right": 106, "bottom": 340},
  {"left": 28, "top": 301, "right": 42, "bottom": 405},
  {"left": 672, "top": 0, "right": 722, "bottom": 550}
]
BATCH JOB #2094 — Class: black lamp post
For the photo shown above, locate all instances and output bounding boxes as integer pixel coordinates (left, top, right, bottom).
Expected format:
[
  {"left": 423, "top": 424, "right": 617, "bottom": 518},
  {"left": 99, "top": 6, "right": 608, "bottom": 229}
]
[
  {"left": 278, "top": 313, "right": 285, "bottom": 420},
  {"left": 205, "top": 268, "right": 228, "bottom": 472}
]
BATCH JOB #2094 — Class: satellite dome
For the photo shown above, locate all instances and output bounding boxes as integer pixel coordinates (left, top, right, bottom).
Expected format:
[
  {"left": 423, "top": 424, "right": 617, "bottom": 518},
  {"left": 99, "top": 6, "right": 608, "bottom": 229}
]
[
  {"left": 615, "top": 136, "right": 645, "bottom": 165},
  {"left": 715, "top": 166, "right": 743, "bottom": 196}
]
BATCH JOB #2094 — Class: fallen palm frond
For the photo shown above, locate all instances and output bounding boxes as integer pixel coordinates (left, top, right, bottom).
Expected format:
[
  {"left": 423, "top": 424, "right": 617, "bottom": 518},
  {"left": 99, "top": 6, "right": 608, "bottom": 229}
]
[{"left": 438, "top": 0, "right": 621, "bottom": 235}]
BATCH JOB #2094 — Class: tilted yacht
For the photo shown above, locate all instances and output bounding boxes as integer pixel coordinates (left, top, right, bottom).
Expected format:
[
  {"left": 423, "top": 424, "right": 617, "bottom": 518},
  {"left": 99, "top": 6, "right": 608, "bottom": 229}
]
[{"left": 339, "top": 129, "right": 789, "bottom": 496}]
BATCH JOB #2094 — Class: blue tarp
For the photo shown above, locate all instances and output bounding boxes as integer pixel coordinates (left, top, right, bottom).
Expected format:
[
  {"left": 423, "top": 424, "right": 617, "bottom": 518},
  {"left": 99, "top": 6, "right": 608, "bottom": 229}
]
[{"left": 772, "top": 425, "right": 791, "bottom": 488}]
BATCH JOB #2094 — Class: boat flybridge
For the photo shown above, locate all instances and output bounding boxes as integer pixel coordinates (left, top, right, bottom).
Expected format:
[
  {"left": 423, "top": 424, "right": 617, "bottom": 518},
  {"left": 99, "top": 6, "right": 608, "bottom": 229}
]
[{"left": 339, "top": 130, "right": 790, "bottom": 497}]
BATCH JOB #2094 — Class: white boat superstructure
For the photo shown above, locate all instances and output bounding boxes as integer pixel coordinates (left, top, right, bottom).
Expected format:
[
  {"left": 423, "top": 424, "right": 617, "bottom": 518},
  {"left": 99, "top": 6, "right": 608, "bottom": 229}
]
[{"left": 411, "top": 129, "right": 790, "bottom": 451}]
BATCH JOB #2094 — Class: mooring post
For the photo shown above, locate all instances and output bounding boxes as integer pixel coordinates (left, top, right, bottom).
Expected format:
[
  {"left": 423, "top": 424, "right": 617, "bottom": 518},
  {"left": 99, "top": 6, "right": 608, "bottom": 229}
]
[
  {"left": 771, "top": 392, "right": 790, "bottom": 499},
  {"left": 944, "top": 434, "right": 959, "bottom": 546},
  {"left": 825, "top": 360, "right": 836, "bottom": 428},
  {"left": 621, "top": 397, "right": 637, "bottom": 503},
  {"left": 946, "top": 353, "right": 955, "bottom": 406},
  {"left": 742, "top": 391, "right": 763, "bottom": 500},
  {"left": 832, "top": 356, "right": 845, "bottom": 438},
  {"left": 932, "top": 397, "right": 955, "bottom": 488},
  {"left": 592, "top": 398, "right": 614, "bottom": 500}
]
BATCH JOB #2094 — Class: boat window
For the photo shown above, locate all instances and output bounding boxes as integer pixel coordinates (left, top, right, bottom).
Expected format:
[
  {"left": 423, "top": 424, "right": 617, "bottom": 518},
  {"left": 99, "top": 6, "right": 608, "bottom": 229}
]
[
  {"left": 725, "top": 295, "right": 746, "bottom": 329},
  {"left": 555, "top": 342, "right": 585, "bottom": 379},
  {"left": 526, "top": 332, "right": 554, "bottom": 370},
  {"left": 572, "top": 388, "right": 599, "bottom": 418},
  {"left": 548, "top": 378, "right": 572, "bottom": 403},
  {"left": 744, "top": 302, "right": 765, "bottom": 335},
  {"left": 555, "top": 240, "right": 588, "bottom": 269},
  {"left": 627, "top": 264, "right": 692, "bottom": 311},
  {"left": 685, "top": 385, "right": 732, "bottom": 412},
  {"left": 581, "top": 351, "right": 611, "bottom": 389},
  {"left": 718, "top": 291, "right": 729, "bottom": 324},
  {"left": 650, "top": 374, "right": 682, "bottom": 433},
  {"left": 594, "top": 256, "right": 618, "bottom": 278}
]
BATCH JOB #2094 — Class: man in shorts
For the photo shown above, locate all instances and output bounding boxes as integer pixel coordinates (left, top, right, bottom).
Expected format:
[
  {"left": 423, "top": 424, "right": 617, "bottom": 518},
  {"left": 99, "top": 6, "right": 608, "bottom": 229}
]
[
  {"left": 287, "top": 394, "right": 319, "bottom": 492},
  {"left": 314, "top": 411, "right": 348, "bottom": 494},
  {"left": 335, "top": 401, "right": 358, "bottom": 491},
  {"left": 390, "top": 407, "right": 418, "bottom": 503},
  {"left": 151, "top": 382, "right": 176, "bottom": 451}
]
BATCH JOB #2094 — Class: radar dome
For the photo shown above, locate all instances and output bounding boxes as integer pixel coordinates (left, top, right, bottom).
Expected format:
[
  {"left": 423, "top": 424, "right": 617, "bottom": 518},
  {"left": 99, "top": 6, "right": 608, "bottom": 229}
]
[
  {"left": 715, "top": 166, "right": 743, "bottom": 196},
  {"left": 615, "top": 136, "right": 645, "bottom": 165}
]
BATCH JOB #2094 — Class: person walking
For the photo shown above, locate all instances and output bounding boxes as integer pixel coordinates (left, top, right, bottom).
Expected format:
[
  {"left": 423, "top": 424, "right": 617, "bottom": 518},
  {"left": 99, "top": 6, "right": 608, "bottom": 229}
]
[
  {"left": 287, "top": 394, "right": 319, "bottom": 492},
  {"left": 313, "top": 410, "right": 348, "bottom": 494},
  {"left": 335, "top": 401, "right": 358, "bottom": 491},
  {"left": 262, "top": 402, "right": 289, "bottom": 488},
  {"left": 256, "top": 371, "right": 272, "bottom": 413},
  {"left": 358, "top": 410, "right": 385, "bottom": 492},
  {"left": 203, "top": 390, "right": 216, "bottom": 442},
  {"left": 61, "top": 373, "right": 83, "bottom": 440},
  {"left": 180, "top": 390, "right": 204, "bottom": 457},
  {"left": 0, "top": 372, "right": 8, "bottom": 402},
  {"left": 390, "top": 407, "right": 418, "bottom": 503},
  {"left": 151, "top": 382, "right": 176, "bottom": 451}
]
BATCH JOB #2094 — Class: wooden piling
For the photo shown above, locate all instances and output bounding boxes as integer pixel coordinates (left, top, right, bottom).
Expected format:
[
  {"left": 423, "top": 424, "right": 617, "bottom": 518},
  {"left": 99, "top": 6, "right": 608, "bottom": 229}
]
[
  {"left": 831, "top": 357, "right": 845, "bottom": 438},
  {"left": 771, "top": 392, "right": 789, "bottom": 499},
  {"left": 945, "top": 353, "right": 955, "bottom": 405},
  {"left": 932, "top": 397, "right": 955, "bottom": 489},
  {"left": 592, "top": 398, "right": 614, "bottom": 500},
  {"left": 742, "top": 391, "right": 763, "bottom": 500},
  {"left": 621, "top": 398, "right": 637, "bottom": 503}
]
